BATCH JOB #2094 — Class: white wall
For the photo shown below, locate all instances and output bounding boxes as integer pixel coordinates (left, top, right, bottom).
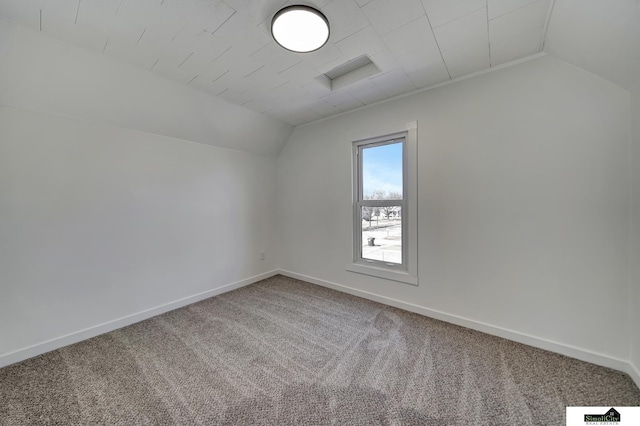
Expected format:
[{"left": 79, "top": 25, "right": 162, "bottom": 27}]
[
  {"left": 544, "top": 0, "right": 640, "bottom": 90},
  {"left": 278, "top": 55, "right": 632, "bottom": 366},
  {"left": 631, "top": 83, "right": 640, "bottom": 381},
  {"left": 0, "top": 17, "right": 292, "bottom": 157},
  {"left": 0, "top": 105, "right": 279, "bottom": 363},
  {"left": 0, "top": 18, "right": 285, "bottom": 366}
]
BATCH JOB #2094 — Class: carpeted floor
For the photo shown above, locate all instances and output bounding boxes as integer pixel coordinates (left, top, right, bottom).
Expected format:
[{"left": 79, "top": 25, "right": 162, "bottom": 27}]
[{"left": 1, "top": 275, "right": 638, "bottom": 425}]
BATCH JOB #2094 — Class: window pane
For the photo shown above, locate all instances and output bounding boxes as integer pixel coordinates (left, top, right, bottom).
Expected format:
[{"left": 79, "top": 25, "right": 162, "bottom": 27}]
[
  {"left": 362, "top": 142, "right": 403, "bottom": 200},
  {"left": 361, "top": 206, "right": 402, "bottom": 264}
]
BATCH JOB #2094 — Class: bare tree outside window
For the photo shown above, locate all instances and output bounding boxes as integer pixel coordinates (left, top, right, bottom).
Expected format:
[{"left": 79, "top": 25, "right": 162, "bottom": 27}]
[{"left": 363, "top": 190, "right": 402, "bottom": 226}]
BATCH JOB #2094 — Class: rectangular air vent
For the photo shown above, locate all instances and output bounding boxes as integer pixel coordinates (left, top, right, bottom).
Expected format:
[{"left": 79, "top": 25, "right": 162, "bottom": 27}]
[{"left": 316, "top": 55, "right": 381, "bottom": 91}]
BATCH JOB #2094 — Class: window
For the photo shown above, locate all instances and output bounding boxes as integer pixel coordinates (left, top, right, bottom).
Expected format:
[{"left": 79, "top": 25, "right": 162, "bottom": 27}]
[
  {"left": 358, "top": 139, "right": 405, "bottom": 265},
  {"left": 348, "top": 123, "right": 418, "bottom": 285}
]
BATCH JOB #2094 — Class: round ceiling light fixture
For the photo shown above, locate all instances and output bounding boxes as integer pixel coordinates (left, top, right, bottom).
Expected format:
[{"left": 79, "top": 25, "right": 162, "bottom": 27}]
[{"left": 271, "top": 5, "right": 330, "bottom": 53}]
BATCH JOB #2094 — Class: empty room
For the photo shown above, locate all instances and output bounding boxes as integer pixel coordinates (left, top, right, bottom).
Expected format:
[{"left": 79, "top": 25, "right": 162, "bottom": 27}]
[{"left": 1, "top": 0, "right": 639, "bottom": 424}]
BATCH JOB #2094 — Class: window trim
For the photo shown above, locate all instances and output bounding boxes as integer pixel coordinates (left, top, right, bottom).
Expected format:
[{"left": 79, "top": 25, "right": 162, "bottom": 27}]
[{"left": 347, "top": 122, "right": 418, "bottom": 286}]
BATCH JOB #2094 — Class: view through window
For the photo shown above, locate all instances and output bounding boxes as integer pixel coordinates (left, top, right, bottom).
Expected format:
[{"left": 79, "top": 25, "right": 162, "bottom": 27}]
[{"left": 358, "top": 139, "right": 404, "bottom": 265}]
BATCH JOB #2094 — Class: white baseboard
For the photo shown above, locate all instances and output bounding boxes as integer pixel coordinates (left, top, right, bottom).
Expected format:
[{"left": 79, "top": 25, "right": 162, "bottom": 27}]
[
  {"left": 4, "top": 268, "right": 638, "bottom": 391},
  {"left": 0, "top": 270, "right": 278, "bottom": 369},
  {"left": 278, "top": 269, "right": 636, "bottom": 383}
]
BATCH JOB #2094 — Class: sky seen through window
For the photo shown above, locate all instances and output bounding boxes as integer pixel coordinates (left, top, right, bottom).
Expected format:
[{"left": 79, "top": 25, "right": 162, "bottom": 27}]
[{"left": 362, "top": 142, "right": 403, "bottom": 198}]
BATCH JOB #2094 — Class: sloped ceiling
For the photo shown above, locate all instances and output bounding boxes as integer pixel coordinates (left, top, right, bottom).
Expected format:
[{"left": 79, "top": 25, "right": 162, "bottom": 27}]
[
  {"left": 0, "top": 16, "right": 294, "bottom": 156},
  {"left": 544, "top": 0, "right": 640, "bottom": 90},
  {"left": 0, "top": 0, "right": 557, "bottom": 126}
]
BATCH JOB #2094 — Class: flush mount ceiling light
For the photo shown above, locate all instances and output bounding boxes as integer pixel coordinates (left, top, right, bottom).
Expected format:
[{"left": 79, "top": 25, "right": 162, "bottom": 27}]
[{"left": 271, "top": 5, "right": 330, "bottom": 53}]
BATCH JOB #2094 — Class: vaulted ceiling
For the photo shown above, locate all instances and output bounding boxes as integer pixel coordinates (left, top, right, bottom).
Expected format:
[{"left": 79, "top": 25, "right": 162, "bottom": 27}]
[{"left": 0, "top": 0, "right": 639, "bottom": 126}]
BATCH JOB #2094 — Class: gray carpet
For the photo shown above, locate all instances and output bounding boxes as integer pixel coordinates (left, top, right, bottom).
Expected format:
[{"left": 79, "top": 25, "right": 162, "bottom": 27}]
[{"left": 1, "top": 275, "right": 638, "bottom": 425}]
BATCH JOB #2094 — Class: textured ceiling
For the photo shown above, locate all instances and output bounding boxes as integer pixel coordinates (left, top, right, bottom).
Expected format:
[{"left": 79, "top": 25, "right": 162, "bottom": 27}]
[{"left": 0, "top": 0, "right": 555, "bottom": 126}]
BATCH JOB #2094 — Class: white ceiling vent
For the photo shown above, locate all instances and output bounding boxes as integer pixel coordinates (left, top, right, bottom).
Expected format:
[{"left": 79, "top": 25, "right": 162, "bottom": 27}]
[{"left": 316, "top": 55, "right": 381, "bottom": 91}]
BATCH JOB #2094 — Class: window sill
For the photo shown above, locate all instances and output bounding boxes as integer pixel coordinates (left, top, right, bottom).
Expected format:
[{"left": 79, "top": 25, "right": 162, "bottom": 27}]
[{"left": 346, "top": 263, "right": 418, "bottom": 286}]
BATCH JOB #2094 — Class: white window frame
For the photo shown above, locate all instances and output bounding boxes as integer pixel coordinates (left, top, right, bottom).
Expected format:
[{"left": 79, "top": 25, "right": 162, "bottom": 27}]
[{"left": 347, "top": 122, "right": 418, "bottom": 285}]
